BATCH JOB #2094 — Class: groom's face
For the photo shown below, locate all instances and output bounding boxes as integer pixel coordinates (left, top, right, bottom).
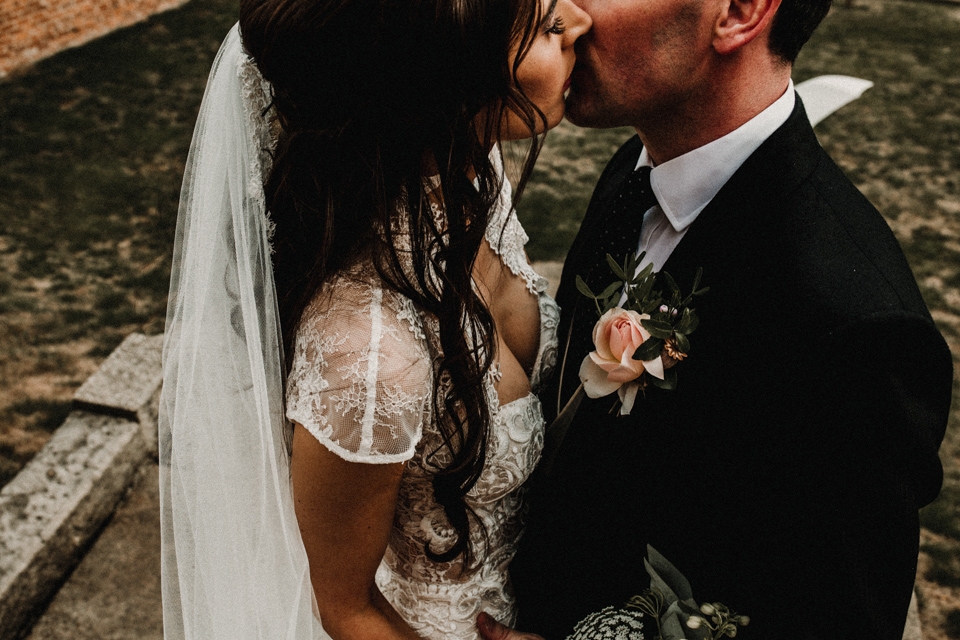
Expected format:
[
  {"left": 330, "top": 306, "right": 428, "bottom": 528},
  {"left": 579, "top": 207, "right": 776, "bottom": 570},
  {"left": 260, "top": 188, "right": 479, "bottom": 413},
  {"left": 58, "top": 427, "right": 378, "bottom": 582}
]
[{"left": 565, "top": 0, "right": 717, "bottom": 130}]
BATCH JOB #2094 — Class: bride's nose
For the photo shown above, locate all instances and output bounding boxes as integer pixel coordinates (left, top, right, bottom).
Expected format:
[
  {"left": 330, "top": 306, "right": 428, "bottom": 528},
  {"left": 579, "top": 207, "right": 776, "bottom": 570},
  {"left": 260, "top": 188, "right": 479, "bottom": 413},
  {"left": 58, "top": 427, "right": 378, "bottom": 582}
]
[{"left": 562, "top": 0, "right": 592, "bottom": 45}]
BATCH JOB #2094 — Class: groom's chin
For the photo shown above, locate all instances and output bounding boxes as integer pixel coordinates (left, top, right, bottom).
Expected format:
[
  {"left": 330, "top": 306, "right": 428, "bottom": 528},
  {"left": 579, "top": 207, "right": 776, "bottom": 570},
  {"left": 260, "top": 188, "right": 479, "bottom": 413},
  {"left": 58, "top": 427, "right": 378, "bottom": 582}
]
[
  {"left": 564, "top": 92, "right": 616, "bottom": 130},
  {"left": 563, "top": 91, "right": 593, "bottom": 127}
]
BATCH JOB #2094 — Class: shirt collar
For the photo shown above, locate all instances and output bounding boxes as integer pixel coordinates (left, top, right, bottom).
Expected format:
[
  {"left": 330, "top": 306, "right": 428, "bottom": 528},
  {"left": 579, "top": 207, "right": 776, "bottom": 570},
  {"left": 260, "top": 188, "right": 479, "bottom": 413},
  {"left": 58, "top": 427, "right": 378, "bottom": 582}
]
[{"left": 636, "top": 80, "right": 796, "bottom": 232}]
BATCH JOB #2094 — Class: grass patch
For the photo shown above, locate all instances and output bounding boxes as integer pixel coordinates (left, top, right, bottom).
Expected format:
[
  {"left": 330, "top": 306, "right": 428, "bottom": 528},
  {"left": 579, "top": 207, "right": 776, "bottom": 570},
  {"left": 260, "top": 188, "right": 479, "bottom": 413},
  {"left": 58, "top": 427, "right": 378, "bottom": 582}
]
[
  {"left": 0, "top": 0, "right": 240, "bottom": 488},
  {"left": 946, "top": 608, "right": 960, "bottom": 639},
  {"left": 905, "top": 226, "right": 955, "bottom": 272},
  {"left": 923, "top": 482, "right": 960, "bottom": 539},
  {"left": 0, "top": 459, "right": 21, "bottom": 490},
  {"left": 922, "top": 541, "right": 960, "bottom": 587},
  {"left": 515, "top": 125, "right": 634, "bottom": 261},
  {"left": 5, "top": 398, "right": 73, "bottom": 433}
]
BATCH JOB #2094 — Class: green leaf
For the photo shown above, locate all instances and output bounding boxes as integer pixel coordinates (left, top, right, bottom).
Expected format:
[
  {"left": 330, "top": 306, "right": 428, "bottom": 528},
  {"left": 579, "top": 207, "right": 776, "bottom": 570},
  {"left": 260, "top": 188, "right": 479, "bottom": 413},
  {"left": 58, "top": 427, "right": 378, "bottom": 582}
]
[
  {"left": 641, "top": 318, "right": 674, "bottom": 339},
  {"left": 673, "top": 331, "right": 690, "bottom": 354},
  {"left": 633, "top": 337, "right": 663, "bottom": 361},
  {"left": 634, "top": 276, "right": 655, "bottom": 302},
  {"left": 633, "top": 250, "right": 648, "bottom": 269},
  {"left": 606, "top": 254, "right": 628, "bottom": 280},
  {"left": 598, "top": 281, "right": 622, "bottom": 301},
  {"left": 640, "top": 297, "right": 662, "bottom": 315},
  {"left": 633, "top": 263, "right": 654, "bottom": 284},
  {"left": 675, "top": 307, "right": 697, "bottom": 335},
  {"left": 662, "top": 271, "right": 680, "bottom": 294},
  {"left": 650, "top": 368, "right": 677, "bottom": 390},
  {"left": 575, "top": 275, "right": 595, "bottom": 299},
  {"left": 675, "top": 308, "right": 699, "bottom": 335}
]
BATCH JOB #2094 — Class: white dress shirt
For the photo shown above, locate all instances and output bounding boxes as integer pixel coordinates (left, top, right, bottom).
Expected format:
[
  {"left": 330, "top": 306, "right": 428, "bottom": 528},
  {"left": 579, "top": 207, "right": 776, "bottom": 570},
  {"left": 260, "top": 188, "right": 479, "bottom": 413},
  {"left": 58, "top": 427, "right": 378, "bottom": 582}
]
[{"left": 631, "top": 81, "right": 797, "bottom": 274}]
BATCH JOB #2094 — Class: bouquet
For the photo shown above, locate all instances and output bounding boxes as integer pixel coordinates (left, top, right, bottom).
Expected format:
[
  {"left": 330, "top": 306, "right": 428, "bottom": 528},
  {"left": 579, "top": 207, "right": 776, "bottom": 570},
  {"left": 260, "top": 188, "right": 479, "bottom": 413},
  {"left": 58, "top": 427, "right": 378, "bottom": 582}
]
[
  {"left": 565, "top": 546, "right": 749, "bottom": 640},
  {"left": 576, "top": 252, "right": 707, "bottom": 415}
]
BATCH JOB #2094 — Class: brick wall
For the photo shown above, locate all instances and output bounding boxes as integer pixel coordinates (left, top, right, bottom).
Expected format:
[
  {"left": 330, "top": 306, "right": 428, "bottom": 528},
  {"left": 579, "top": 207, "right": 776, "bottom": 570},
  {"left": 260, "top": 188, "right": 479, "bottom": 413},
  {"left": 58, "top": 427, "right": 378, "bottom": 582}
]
[{"left": 0, "top": 0, "right": 190, "bottom": 79}]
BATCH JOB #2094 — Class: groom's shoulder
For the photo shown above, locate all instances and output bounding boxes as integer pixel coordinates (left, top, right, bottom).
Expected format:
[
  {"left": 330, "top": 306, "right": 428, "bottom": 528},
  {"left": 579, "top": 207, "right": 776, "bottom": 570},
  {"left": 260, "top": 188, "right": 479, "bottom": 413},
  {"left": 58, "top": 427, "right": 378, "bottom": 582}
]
[{"left": 759, "top": 143, "right": 933, "bottom": 320}]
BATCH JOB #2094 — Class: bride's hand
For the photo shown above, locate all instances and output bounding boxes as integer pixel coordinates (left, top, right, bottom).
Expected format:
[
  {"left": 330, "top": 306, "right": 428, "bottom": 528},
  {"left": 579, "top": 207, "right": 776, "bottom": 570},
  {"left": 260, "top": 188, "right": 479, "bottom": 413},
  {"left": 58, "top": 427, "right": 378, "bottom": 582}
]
[{"left": 476, "top": 612, "right": 546, "bottom": 640}]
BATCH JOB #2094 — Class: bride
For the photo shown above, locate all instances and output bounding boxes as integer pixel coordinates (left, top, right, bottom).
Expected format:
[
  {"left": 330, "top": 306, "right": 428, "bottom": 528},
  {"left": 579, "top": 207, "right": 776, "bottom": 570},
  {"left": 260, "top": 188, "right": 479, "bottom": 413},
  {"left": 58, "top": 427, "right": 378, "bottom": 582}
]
[{"left": 159, "top": 0, "right": 590, "bottom": 638}]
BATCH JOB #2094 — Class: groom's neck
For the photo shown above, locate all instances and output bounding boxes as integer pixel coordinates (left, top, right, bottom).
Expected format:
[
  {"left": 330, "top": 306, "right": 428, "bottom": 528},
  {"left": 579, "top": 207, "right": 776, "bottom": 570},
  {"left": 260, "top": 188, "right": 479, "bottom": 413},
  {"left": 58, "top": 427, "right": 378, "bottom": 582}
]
[{"left": 637, "top": 58, "right": 792, "bottom": 165}]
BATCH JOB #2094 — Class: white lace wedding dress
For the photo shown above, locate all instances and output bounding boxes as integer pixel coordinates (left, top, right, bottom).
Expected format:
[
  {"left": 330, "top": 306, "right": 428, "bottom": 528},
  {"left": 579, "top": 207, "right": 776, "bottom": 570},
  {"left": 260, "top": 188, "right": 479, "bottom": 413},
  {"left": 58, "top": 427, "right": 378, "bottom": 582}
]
[{"left": 285, "top": 176, "right": 560, "bottom": 640}]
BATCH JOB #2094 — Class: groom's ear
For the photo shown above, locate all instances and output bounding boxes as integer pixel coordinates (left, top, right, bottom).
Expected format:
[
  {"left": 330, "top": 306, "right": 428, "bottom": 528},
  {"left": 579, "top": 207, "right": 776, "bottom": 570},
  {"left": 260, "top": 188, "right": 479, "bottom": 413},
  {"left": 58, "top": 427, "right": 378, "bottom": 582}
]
[{"left": 711, "top": 0, "right": 782, "bottom": 55}]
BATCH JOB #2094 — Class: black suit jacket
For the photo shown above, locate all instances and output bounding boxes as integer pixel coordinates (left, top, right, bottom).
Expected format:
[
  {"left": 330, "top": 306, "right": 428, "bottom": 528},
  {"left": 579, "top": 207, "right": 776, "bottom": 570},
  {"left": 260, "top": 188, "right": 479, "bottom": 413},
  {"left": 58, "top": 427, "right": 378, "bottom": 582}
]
[{"left": 511, "top": 100, "right": 952, "bottom": 639}]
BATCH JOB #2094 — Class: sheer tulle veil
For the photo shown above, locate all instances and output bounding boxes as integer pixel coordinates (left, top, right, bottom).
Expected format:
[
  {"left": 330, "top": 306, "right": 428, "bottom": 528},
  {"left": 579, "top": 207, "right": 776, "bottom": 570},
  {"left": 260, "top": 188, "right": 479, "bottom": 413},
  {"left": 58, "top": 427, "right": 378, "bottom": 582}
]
[{"left": 158, "top": 24, "right": 328, "bottom": 639}]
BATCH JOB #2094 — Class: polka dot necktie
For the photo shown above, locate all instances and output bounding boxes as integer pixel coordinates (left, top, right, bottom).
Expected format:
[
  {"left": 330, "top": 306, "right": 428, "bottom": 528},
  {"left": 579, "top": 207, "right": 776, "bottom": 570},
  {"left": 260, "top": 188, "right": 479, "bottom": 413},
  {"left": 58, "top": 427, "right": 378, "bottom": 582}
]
[
  {"left": 560, "top": 166, "right": 659, "bottom": 405},
  {"left": 590, "top": 166, "right": 657, "bottom": 287}
]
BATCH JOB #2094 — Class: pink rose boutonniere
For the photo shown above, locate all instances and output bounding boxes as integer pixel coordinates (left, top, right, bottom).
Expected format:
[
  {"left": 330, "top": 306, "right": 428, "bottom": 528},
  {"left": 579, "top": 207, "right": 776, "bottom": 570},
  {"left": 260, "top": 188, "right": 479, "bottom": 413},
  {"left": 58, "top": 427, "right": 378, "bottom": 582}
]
[
  {"left": 579, "top": 308, "right": 666, "bottom": 415},
  {"left": 577, "top": 252, "right": 708, "bottom": 415}
]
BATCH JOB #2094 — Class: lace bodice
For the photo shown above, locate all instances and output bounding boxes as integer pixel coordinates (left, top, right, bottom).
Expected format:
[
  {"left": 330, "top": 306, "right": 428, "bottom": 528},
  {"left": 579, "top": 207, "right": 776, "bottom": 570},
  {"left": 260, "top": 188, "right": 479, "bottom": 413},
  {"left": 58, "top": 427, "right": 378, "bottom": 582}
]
[{"left": 285, "top": 170, "right": 559, "bottom": 639}]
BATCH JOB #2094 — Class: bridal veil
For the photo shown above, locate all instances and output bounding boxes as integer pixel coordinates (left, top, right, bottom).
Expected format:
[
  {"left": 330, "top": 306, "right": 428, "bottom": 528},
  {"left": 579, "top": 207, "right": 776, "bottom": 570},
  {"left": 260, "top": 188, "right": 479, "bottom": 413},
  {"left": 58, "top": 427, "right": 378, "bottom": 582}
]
[{"left": 158, "top": 25, "right": 327, "bottom": 639}]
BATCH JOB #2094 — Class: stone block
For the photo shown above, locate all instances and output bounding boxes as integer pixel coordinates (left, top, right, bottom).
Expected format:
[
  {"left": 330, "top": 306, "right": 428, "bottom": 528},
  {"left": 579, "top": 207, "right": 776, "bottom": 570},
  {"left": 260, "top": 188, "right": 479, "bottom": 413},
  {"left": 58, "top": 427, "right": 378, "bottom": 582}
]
[
  {"left": 73, "top": 333, "right": 163, "bottom": 457},
  {"left": 0, "top": 411, "right": 147, "bottom": 640}
]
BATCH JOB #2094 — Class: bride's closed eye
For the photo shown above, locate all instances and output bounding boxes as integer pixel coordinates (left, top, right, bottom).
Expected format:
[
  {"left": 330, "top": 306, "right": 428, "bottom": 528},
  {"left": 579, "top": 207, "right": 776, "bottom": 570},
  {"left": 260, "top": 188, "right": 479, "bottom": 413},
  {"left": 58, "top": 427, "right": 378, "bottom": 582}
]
[{"left": 546, "top": 16, "right": 566, "bottom": 35}]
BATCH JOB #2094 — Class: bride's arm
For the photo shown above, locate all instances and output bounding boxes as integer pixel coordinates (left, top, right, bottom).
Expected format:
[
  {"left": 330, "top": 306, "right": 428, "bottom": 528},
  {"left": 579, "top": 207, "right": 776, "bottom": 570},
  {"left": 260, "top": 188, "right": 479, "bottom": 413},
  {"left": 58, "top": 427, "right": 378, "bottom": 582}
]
[{"left": 291, "top": 423, "right": 421, "bottom": 640}]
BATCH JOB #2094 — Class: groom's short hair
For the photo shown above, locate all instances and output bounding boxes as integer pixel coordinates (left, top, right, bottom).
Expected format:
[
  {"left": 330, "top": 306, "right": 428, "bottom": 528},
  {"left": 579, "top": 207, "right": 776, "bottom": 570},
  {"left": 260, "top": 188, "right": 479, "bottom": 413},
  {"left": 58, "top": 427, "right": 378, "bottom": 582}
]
[{"left": 769, "top": 0, "right": 832, "bottom": 62}]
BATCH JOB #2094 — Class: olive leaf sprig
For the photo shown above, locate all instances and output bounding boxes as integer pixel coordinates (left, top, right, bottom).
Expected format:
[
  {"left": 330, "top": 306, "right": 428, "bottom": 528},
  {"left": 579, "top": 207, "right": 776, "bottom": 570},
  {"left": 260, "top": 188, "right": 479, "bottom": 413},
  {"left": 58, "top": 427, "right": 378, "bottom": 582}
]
[{"left": 575, "top": 251, "right": 709, "bottom": 391}]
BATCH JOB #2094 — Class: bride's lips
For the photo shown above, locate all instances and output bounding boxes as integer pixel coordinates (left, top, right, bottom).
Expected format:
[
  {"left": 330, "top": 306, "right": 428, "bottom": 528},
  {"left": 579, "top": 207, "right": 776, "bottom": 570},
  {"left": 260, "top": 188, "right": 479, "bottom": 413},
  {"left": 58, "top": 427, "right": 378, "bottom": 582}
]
[{"left": 563, "top": 75, "right": 572, "bottom": 91}]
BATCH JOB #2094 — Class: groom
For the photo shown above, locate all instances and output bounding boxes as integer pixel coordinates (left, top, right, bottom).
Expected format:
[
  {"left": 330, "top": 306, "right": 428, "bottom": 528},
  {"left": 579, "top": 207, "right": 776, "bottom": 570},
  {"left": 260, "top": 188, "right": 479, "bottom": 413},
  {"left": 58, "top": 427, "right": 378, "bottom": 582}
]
[{"left": 481, "top": 0, "right": 953, "bottom": 636}]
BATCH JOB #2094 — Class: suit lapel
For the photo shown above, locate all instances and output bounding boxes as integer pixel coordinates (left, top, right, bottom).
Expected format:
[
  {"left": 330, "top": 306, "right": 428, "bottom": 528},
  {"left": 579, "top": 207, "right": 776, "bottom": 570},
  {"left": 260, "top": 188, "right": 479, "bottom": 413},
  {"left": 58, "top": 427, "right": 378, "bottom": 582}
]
[{"left": 554, "top": 136, "right": 645, "bottom": 414}]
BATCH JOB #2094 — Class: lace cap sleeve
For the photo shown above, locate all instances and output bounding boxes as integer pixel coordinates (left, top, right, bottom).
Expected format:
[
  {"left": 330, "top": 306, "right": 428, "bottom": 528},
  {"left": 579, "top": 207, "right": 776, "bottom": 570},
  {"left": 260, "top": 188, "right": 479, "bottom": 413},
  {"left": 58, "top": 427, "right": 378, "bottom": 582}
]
[{"left": 286, "top": 281, "right": 432, "bottom": 464}]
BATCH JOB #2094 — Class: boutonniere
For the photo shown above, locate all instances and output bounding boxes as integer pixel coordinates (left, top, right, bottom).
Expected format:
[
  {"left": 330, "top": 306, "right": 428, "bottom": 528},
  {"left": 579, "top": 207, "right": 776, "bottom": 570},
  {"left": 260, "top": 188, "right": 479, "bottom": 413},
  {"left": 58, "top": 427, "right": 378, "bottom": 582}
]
[{"left": 576, "top": 252, "right": 708, "bottom": 415}]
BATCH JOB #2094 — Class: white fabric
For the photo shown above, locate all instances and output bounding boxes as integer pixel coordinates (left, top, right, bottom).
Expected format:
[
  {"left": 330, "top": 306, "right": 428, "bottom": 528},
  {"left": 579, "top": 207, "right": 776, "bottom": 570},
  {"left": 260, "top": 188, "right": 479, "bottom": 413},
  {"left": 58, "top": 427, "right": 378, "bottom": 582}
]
[
  {"left": 795, "top": 74, "right": 873, "bottom": 127},
  {"left": 286, "top": 173, "right": 560, "bottom": 639},
  {"left": 159, "top": 25, "right": 328, "bottom": 640}
]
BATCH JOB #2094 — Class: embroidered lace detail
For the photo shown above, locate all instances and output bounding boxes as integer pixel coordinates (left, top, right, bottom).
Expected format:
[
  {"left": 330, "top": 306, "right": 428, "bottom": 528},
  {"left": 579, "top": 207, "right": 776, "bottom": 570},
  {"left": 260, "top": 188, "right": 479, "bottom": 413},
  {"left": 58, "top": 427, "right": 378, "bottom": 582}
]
[
  {"left": 286, "top": 278, "right": 432, "bottom": 464},
  {"left": 285, "top": 154, "right": 559, "bottom": 639},
  {"left": 531, "top": 292, "right": 560, "bottom": 393},
  {"left": 237, "top": 52, "right": 279, "bottom": 244},
  {"left": 378, "top": 393, "right": 545, "bottom": 639},
  {"left": 484, "top": 154, "right": 550, "bottom": 296}
]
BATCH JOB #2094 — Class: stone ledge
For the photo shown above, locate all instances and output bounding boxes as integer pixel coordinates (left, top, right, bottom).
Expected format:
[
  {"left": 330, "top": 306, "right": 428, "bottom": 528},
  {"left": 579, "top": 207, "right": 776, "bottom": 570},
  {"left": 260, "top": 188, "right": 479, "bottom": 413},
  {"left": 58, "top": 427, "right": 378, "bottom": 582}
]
[
  {"left": 0, "top": 412, "right": 146, "bottom": 640},
  {"left": 74, "top": 332, "right": 163, "bottom": 457},
  {"left": 0, "top": 332, "right": 163, "bottom": 640}
]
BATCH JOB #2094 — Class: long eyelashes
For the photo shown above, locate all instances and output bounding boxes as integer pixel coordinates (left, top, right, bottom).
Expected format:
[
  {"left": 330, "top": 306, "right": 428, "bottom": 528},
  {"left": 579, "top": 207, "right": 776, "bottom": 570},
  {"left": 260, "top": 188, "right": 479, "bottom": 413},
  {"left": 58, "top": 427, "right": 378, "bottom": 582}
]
[{"left": 546, "top": 16, "right": 566, "bottom": 35}]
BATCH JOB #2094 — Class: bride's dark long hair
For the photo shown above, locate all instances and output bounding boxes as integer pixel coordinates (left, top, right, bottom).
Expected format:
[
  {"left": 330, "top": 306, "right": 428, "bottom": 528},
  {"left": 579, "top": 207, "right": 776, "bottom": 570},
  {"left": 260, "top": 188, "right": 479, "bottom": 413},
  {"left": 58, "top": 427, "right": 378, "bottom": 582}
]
[{"left": 240, "top": 0, "right": 548, "bottom": 567}]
